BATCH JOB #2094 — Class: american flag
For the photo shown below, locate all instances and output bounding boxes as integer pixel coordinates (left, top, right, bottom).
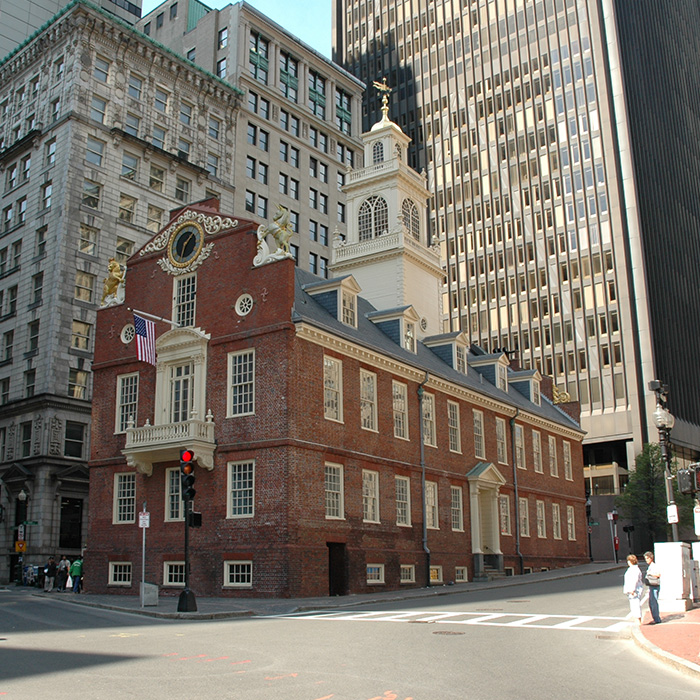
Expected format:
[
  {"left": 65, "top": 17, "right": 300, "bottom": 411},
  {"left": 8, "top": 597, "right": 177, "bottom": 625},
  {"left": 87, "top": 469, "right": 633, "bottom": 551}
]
[{"left": 133, "top": 314, "right": 156, "bottom": 365}]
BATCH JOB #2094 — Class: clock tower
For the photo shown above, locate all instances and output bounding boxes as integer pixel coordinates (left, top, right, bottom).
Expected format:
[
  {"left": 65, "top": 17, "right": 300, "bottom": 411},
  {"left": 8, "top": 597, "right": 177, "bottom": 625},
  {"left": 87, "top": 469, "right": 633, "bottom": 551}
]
[{"left": 331, "top": 80, "right": 444, "bottom": 338}]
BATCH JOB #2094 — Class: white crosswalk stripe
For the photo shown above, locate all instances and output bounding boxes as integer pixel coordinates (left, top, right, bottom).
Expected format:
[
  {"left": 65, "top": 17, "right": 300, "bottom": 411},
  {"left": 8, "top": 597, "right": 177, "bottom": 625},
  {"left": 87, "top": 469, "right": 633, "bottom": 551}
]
[{"left": 265, "top": 609, "right": 631, "bottom": 633}]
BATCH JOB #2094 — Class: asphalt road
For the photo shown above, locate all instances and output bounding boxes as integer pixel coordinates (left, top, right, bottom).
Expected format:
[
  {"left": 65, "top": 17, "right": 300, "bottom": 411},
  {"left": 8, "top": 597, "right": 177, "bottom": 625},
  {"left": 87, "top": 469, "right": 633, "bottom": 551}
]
[{"left": 1, "top": 570, "right": 698, "bottom": 699}]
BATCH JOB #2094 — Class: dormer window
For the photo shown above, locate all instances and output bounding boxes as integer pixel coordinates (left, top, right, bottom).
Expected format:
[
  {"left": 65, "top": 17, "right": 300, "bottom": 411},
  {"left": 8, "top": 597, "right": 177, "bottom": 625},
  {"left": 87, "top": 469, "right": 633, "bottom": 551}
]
[
  {"left": 496, "top": 363, "right": 508, "bottom": 391},
  {"left": 456, "top": 345, "right": 467, "bottom": 374},
  {"left": 341, "top": 289, "right": 356, "bottom": 327},
  {"left": 532, "top": 379, "right": 541, "bottom": 406},
  {"left": 372, "top": 141, "right": 384, "bottom": 164},
  {"left": 404, "top": 321, "right": 416, "bottom": 353}
]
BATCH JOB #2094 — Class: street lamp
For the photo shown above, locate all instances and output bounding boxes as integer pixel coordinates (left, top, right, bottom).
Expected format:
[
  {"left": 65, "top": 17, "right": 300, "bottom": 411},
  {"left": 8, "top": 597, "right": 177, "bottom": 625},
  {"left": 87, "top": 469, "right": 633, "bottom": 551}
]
[{"left": 649, "top": 381, "right": 680, "bottom": 542}]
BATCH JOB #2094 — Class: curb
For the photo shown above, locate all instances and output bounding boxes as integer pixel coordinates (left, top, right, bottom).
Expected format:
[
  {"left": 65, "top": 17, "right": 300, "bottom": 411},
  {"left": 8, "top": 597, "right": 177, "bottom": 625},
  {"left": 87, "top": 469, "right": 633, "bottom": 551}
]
[{"left": 632, "top": 626, "right": 700, "bottom": 680}]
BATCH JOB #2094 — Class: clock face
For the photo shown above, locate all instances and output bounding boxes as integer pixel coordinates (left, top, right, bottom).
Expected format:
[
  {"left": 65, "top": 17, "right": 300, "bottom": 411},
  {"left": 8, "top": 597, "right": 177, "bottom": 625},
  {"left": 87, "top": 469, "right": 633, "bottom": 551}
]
[{"left": 168, "top": 222, "right": 204, "bottom": 268}]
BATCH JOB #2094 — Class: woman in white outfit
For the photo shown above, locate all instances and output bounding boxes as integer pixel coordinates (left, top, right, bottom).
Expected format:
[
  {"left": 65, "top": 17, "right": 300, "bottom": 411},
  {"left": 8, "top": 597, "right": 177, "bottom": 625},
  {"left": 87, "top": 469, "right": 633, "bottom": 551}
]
[{"left": 623, "top": 554, "right": 644, "bottom": 624}]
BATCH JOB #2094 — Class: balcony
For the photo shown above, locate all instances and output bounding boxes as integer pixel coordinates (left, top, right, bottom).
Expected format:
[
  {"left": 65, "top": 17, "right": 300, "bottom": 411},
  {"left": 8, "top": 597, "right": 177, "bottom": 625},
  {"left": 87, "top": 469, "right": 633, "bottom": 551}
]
[{"left": 123, "top": 411, "right": 216, "bottom": 476}]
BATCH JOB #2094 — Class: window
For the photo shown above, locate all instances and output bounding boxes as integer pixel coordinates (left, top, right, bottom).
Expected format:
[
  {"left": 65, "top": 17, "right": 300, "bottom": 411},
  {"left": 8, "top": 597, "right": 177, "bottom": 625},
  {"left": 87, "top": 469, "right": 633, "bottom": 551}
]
[
  {"left": 116, "top": 373, "right": 138, "bottom": 433},
  {"left": 169, "top": 2, "right": 178, "bottom": 20},
  {"left": 82, "top": 180, "right": 101, "bottom": 209},
  {"left": 163, "top": 562, "right": 185, "bottom": 587},
  {"left": 207, "top": 154, "right": 219, "bottom": 178},
  {"left": 41, "top": 181, "right": 52, "bottom": 210},
  {"left": 515, "top": 424, "right": 525, "bottom": 469},
  {"left": 426, "top": 481, "right": 439, "bottom": 529},
  {"left": 165, "top": 467, "right": 183, "bottom": 521},
  {"left": 147, "top": 205, "right": 164, "bottom": 233},
  {"left": 393, "top": 381, "right": 409, "bottom": 439},
  {"left": 118, "top": 194, "right": 136, "bottom": 223},
  {"left": 323, "top": 356, "right": 342, "bottom": 422},
  {"left": 308, "top": 71, "right": 327, "bottom": 115},
  {"left": 169, "top": 362, "right": 193, "bottom": 423},
  {"left": 447, "top": 401, "right": 461, "bottom": 452},
  {"left": 175, "top": 177, "right": 190, "bottom": 202},
  {"left": 360, "top": 369, "right": 377, "bottom": 431},
  {"left": 68, "top": 368, "right": 88, "bottom": 399},
  {"left": 536, "top": 500, "right": 547, "bottom": 538},
  {"left": 74, "top": 271, "right": 95, "bottom": 303},
  {"left": 20, "top": 154, "right": 30, "bottom": 182},
  {"left": 519, "top": 497, "right": 530, "bottom": 537},
  {"left": 549, "top": 436, "right": 558, "bottom": 477},
  {"left": 362, "top": 470, "right": 379, "bottom": 522},
  {"left": 71, "top": 320, "right": 91, "bottom": 351},
  {"left": 114, "top": 473, "right": 136, "bottom": 523},
  {"left": 109, "top": 562, "right": 132, "bottom": 586},
  {"left": 552, "top": 503, "right": 562, "bottom": 539},
  {"left": 249, "top": 32, "right": 269, "bottom": 84},
  {"left": 6, "top": 163, "right": 17, "bottom": 191},
  {"left": 218, "top": 27, "right": 228, "bottom": 48},
  {"left": 533, "top": 430, "right": 543, "bottom": 473},
  {"left": 216, "top": 58, "right": 227, "bottom": 79},
  {"left": 567, "top": 505, "right": 576, "bottom": 540},
  {"left": 367, "top": 564, "right": 385, "bottom": 584},
  {"left": 340, "top": 289, "right": 356, "bottom": 327},
  {"left": 90, "top": 96, "right": 107, "bottom": 123},
  {"left": 178, "top": 138, "right": 191, "bottom": 158},
  {"left": 421, "top": 392, "right": 436, "bottom": 447},
  {"left": 372, "top": 141, "right": 384, "bottom": 164},
  {"left": 94, "top": 56, "right": 109, "bottom": 82},
  {"left": 496, "top": 418, "right": 507, "bottom": 463},
  {"left": 224, "top": 561, "right": 253, "bottom": 588},
  {"left": 228, "top": 461, "right": 255, "bottom": 518},
  {"left": 473, "top": 410, "right": 485, "bottom": 458},
  {"left": 257, "top": 195, "right": 267, "bottom": 219},
  {"left": 358, "top": 196, "right": 388, "bottom": 240},
  {"left": 5, "top": 286, "right": 17, "bottom": 315},
  {"left": 324, "top": 463, "right": 344, "bottom": 519},
  {"left": 430, "top": 566, "right": 443, "bottom": 584},
  {"left": 2, "top": 330, "right": 13, "bottom": 362},
  {"left": 563, "top": 441, "right": 573, "bottom": 480},
  {"left": 64, "top": 421, "right": 85, "bottom": 458},
  {"left": 451, "top": 486, "right": 464, "bottom": 531},
  {"left": 395, "top": 475, "right": 411, "bottom": 526},
  {"left": 209, "top": 116, "right": 221, "bottom": 140},
  {"left": 2, "top": 207, "right": 12, "bottom": 231},
  {"left": 335, "top": 88, "right": 352, "bottom": 134},
  {"left": 35, "top": 226, "right": 47, "bottom": 257},
  {"left": 116, "top": 237, "right": 134, "bottom": 265},
  {"left": 152, "top": 126, "right": 166, "bottom": 149},
  {"left": 500, "top": 495, "right": 512, "bottom": 535},
  {"left": 280, "top": 52, "right": 298, "bottom": 101},
  {"left": 401, "top": 565, "right": 416, "bottom": 583},
  {"left": 20, "top": 421, "right": 32, "bottom": 457},
  {"left": 45, "top": 139, "right": 57, "bottom": 166},
  {"left": 228, "top": 349, "right": 255, "bottom": 416},
  {"left": 128, "top": 74, "right": 143, "bottom": 100},
  {"left": 0, "top": 378, "right": 9, "bottom": 404},
  {"left": 149, "top": 164, "right": 165, "bottom": 192},
  {"left": 154, "top": 88, "right": 168, "bottom": 113}
]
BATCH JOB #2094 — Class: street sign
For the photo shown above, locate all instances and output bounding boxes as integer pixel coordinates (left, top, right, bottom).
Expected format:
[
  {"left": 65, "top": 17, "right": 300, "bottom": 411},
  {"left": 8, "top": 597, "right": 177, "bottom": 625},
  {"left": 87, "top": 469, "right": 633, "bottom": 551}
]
[
  {"left": 15, "top": 541, "right": 26, "bottom": 552},
  {"left": 694, "top": 505, "right": 700, "bottom": 537},
  {"left": 667, "top": 504, "right": 679, "bottom": 524},
  {"left": 17, "top": 525, "right": 24, "bottom": 540},
  {"left": 139, "top": 511, "right": 150, "bottom": 528},
  {"left": 591, "top": 521, "right": 599, "bottom": 526},
  {"left": 22, "top": 521, "right": 38, "bottom": 525}
]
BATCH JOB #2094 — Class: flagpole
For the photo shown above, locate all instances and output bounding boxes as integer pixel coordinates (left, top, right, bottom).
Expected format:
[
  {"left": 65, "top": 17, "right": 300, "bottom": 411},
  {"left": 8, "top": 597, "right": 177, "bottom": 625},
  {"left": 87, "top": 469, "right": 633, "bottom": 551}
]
[{"left": 128, "top": 307, "right": 180, "bottom": 328}]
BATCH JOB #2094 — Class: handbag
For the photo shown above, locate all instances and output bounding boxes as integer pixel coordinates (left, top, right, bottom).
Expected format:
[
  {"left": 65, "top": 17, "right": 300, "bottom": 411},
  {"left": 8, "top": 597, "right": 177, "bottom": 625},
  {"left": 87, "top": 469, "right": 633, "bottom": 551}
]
[
  {"left": 645, "top": 574, "right": 660, "bottom": 587},
  {"left": 66, "top": 575, "right": 73, "bottom": 588}
]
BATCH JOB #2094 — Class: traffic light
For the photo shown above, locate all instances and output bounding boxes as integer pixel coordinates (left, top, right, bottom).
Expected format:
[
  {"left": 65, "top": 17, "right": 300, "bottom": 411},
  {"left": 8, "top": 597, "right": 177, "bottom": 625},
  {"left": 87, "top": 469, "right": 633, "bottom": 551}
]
[
  {"left": 180, "top": 449, "right": 196, "bottom": 500},
  {"left": 693, "top": 463, "right": 700, "bottom": 493},
  {"left": 677, "top": 468, "right": 694, "bottom": 495}
]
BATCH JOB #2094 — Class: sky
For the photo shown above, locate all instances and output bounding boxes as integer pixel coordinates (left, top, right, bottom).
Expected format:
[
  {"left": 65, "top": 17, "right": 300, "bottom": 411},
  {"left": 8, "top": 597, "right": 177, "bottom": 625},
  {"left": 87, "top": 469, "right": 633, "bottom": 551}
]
[{"left": 140, "top": 0, "right": 332, "bottom": 58}]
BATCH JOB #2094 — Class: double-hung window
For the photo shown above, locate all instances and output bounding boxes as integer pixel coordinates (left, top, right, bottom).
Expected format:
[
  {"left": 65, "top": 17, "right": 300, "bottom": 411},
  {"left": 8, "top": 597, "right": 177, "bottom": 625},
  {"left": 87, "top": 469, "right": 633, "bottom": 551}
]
[
  {"left": 447, "top": 401, "right": 461, "bottom": 452},
  {"left": 395, "top": 475, "right": 411, "bottom": 526},
  {"left": 114, "top": 473, "right": 136, "bottom": 523},
  {"left": 324, "top": 463, "right": 344, "bottom": 519},
  {"left": 116, "top": 373, "right": 138, "bottom": 433},
  {"left": 323, "top": 356, "right": 342, "bottom": 422},
  {"left": 228, "top": 349, "right": 255, "bottom": 416},
  {"left": 174, "top": 274, "right": 196, "bottom": 327},
  {"left": 169, "top": 363, "right": 193, "bottom": 423},
  {"left": 392, "top": 381, "right": 408, "bottom": 439},
  {"left": 451, "top": 486, "right": 464, "bottom": 531},
  {"left": 228, "top": 461, "right": 255, "bottom": 518},
  {"left": 426, "top": 481, "right": 439, "bottom": 529},
  {"left": 359, "top": 369, "right": 377, "bottom": 431},
  {"left": 165, "top": 467, "right": 183, "bottom": 521},
  {"left": 473, "top": 409, "right": 485, "bottom": 458},
  {"left": 422, "top": 393, "right": 436, "bottom": 447},
  {"left": 362, "top": 470, "right": 379, "bottom": 523}
]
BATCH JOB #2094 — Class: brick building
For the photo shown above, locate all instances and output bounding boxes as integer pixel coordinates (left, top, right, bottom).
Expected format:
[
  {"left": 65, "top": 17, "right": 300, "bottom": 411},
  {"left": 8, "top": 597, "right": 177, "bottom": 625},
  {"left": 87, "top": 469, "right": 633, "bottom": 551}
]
[{"left": 87, "top": 108, "right": 587, "bottom": 598}]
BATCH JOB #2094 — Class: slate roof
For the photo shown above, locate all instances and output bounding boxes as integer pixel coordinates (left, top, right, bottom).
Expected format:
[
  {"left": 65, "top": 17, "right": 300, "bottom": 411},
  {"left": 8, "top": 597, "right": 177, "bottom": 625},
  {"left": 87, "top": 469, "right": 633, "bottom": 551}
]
[{"left": 292, "top": 268, "right": 582, "bottom": 433}]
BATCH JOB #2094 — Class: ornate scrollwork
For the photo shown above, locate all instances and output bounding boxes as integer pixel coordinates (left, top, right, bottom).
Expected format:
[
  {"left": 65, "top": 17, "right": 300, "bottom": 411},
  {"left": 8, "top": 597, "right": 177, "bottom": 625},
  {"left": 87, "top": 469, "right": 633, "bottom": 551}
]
[{"left": 140, "top": 210, "right": 238, "bottom": 256}]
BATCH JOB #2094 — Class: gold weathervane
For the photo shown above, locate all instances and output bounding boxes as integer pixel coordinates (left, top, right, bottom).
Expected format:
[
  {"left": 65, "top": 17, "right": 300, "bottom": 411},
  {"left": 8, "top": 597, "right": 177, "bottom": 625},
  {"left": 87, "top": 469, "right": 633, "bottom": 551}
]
[{"left": 372, "top": 77, "right": 392, "bottom": 121}]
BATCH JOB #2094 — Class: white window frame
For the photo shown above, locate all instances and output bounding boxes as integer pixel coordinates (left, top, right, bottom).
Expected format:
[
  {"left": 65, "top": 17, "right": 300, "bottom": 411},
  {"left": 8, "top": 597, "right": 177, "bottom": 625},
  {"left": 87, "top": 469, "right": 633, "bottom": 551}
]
[
  {"left": 360, "top": 368, "right": 378, "bottom": 431},
  {"left": 499, "top": 495, "right": 512, "bottom": 535},
  {"left": 455, "top": 566, "right": 468, "bottom": 582},
  {"left": 519, "top": 497, "right": 530, "bottom": 537},
  {"left": 426, "top": 480, "right": 439, "bottom": 529},
  {"left": 366, "top": 564, "right": 385, "bottom": 584},
  {"left": 563, "top": 441, "right": 573, "bottom": 481},
  {"left": 533, "top": 430, "right": 543, "bottom": 473},
  {"left": 113, "top": 472, "right": 136, "bottom": 524},
  {"left": 395, "top": 475, "right": 411, "bottom": 526},
  {"left": 115, "top": 372, "right": 138, "bottom": 433},
  {"left": 496, "top": 362, "right": 508, "bottom": 391},
  {"left": 163, "top": 561, "right": 185, "bottom": 587},
  {"left": 430, "top": 565, "right": 443, "bottom": 583},
  {"left": 165, "top": 466, "right": 184, "bottom": 522},
  {"left": 108, "top": 562, "right": 132, "bottom": 586},
  {"left": 515, "top": 424, "right": 525, "bottom": 470},
  {"left": 400, "top": 564, "right": 415, "bottom": 583},
  {"left": 422, "top": 392, "right": 436, "bottom": 447},
  {"left": 552, "top": 503, "right": 562, "bottom": 540},
  {"left": 362, "top": 469, "right": 379, "bottom": 523},
  {"left": 473, "top": 409, "right": 485, "bottom": 459},
  {"left": 451, "top": 486, "right": 464, "bottom": 531},
  {"left": 227, "top": 460, "right": 255, "bottom": 519},
  {"left": 536, "top": 500, "right": 547, "bottom": 538},
  {"left": 549, "top": 436, "right": 559, "bottom": 477},
  {"left": 392, "top": 381, "right": 409, "bottom": 440},
  {"left": 173, "top": 273, "right": 196, "bottom": 328},
  {"left": 323, "top": 355, "right": 343, "bottom": 422},
  {"left": 324, "top": 462, "right": 344, "bottom": 519},
  {"left": 223, "top": 560, "right": 253, "bottom": 589},
  {"left": 496, "top": 417, "right": 507, "bottom": 463},
  {"left": 340, "top": 289, "right": 357, "bottom": 327},
  {"left": 567, "top": 505, "right": 576, "bottom": 540},
  {"left": 227, "top": 348, "right": 255, "bottom": 417},
  {"left": 447, "top": 401, "right": 461, "bottom": 453}
]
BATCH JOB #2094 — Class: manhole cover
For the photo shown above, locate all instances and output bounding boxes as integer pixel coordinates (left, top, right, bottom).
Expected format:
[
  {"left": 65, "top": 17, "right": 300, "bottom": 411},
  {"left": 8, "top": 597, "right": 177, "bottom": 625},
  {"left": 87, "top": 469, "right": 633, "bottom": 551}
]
[{"left": 433, "top": 630, "right": 465, "bottom": 636}]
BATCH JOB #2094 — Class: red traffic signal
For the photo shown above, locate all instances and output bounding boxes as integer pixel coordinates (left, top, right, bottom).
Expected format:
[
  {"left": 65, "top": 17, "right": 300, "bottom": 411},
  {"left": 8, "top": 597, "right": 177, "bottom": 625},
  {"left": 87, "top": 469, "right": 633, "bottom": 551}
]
[{"left": 181, "top": 449, "right": 195, "bottom": 463}]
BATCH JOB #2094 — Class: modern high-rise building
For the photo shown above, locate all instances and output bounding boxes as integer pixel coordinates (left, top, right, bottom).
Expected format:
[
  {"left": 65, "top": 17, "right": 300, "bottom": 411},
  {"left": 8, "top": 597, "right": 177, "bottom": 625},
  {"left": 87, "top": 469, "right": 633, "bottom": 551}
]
[
  {"left": 333, "top": 0, "right": 700, "bottom": 484},
  {"left": 0, "top": 0, "right": 143, "bottom": 59},
  {"left": 138, "top": 0, "right": 364, "bottom": 274}
]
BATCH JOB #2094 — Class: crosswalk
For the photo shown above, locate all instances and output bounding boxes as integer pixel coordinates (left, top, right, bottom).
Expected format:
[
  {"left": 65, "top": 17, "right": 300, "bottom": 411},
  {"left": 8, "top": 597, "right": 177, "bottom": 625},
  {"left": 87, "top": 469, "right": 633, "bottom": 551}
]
[{"left": 266, "top": 609, "right": 631, "bottom": 633}]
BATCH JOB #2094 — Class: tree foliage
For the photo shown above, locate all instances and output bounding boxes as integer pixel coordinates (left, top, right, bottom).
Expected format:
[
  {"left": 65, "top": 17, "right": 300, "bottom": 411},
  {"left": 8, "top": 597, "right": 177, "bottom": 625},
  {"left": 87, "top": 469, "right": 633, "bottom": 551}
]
[{"left": 616, "top": 443, "right": 694, "bottom": 543}]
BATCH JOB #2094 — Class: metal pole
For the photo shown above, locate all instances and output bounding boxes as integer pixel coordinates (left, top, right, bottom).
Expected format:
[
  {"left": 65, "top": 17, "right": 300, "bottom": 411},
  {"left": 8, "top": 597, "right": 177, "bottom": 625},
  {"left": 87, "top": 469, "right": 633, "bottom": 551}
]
[
  {"left": 659, "top": 427, "right": 680, "bottom": 542},
  {"left": 177, "top": 496, "right": 197, "bottom": 612},
  {"left": 141, "top": 501, "right": 146, "bottom": 608},
  {"left": 417, "top": 374, "right": 431, "bottom": 588}
]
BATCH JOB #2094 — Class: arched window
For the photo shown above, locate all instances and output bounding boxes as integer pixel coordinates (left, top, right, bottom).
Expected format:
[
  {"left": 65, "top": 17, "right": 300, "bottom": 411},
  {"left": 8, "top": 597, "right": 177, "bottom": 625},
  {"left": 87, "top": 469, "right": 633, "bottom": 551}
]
[
  {"left": 372, "top": 141, "right": 384, "bottom": 164},
  {"left": 358, "top": 196, "right": 389, "bottom": 240},
  {"left": 402, "top": 199, "right": 420, "bottom": 240}
]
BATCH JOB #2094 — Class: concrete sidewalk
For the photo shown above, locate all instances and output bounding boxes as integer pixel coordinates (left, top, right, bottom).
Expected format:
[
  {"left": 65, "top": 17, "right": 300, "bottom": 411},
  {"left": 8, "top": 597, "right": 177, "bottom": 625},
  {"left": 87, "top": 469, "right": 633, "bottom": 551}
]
[{"left": 28, "top": 561, "right": 700, "bottom": 680}]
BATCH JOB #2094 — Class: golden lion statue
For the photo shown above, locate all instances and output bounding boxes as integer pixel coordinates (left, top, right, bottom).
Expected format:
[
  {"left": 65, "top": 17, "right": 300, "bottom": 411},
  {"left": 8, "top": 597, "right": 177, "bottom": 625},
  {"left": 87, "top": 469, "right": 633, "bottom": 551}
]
[{"left": 101, "top": 257, "right": 125, "bottom": 305}]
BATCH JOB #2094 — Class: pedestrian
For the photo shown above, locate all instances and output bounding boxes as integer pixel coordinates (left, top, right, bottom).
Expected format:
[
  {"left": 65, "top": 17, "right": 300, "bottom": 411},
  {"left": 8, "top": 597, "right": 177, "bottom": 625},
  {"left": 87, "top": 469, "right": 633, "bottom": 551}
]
[
  {"left": 623, "top": 554, "right": 644, "bottom": 625},
  {"left": 43, "top": 556, "right": 57, "bottom": 592},
  {"left": 69, "top": 556, "right": 83, "bottom": 593},
  {"left": 56, "top": 555, "right": 71, "bottom": 592},
  {"left": 644, "top": 550, "right": 662, "bottom": 624}
]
